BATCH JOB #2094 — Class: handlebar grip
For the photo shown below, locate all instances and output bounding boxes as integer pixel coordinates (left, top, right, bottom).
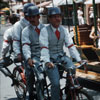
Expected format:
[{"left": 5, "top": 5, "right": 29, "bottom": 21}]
[{"left": 76, "top": 60, "right": 87, "bottom": 69}]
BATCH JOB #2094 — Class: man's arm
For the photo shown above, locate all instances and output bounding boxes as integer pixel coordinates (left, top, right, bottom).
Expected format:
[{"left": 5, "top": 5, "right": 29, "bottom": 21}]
[
  {"left": 39, "top": 27, "right": 50, "bottom": 63},
  {"left": 64, "top": 27, "right": 81, "bottom": 62},
  {"left": 89, "top": 26, "right": 97, "bottom": 39},
  {"left": 13, "top": 22, "right": 22, "bottom": 56},
  {"left": 1, "top": 28, "right": 12, "bottom": 57},
  {"left": 22, "top": 27, "right": 31, "bottom": 61}
]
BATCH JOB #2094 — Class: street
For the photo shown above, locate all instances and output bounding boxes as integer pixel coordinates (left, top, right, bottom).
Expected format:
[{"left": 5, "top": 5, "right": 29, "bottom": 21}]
[{"left": 0, "top": 24, "right": 100, "bottom": 100}]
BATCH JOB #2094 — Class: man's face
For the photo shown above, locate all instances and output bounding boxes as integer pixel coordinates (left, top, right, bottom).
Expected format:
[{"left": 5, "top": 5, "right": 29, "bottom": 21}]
[
  {"left": 28, "top": 15, "right": 40, "bottom": 25},
  {"left": 49, "top": 14, "right": 62, "bottom": 28}
]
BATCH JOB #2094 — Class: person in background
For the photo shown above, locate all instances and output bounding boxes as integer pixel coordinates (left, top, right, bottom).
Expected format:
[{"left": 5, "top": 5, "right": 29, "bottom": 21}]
[
  {"left": 77, "top": 7, "right": 84, "bottom": 25},
  {"left": 9, "top": 13, "right": 19, "bottom": 25},
  {"left": 39, "top": 7, "right": 82, "bottom": 100},
  {"left": 13, "top": 3, "right": 35, "bottom": 61},
  {"left": 89, "top": 18, "right": 100, "bottom": 48},
  {"left": 1, "top": 13, "right": 19, "bottom": 58},
  {"left": 0, "top": 15, "right": 18, "bottom": 77},
  {"left": 22, "top": 6, "right": 45, "bottom": 100},
  {"left": 89, "top": 6, "right": 94, "bottom": 25}
]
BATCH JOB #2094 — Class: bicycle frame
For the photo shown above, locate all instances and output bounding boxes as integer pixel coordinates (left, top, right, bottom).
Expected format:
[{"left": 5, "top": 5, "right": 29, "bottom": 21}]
[
  {"left": 42, "top": 60, "right": 88, "bottom": 100},
  {"left": 64, "top": 70, "right": 81, "bottom": 100},
  {"left": 13, "top": 64, "right": 26, "bottom": 85},
  {"left": 0, "top": 64, "right": 20, "bottom": 86},
  {"left": 0, "top": 58, "right": 27, "bottom": 99},
  {"left": 62, "top": 61, "right": 87, "bottom": 100}
]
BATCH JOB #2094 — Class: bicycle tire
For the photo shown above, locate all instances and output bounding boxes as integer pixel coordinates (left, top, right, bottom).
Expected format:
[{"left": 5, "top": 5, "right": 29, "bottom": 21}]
[
  {"left": 76, "top": 89, "right": 93, "bottom": 100},
  {"left": 14, "top": 81, "right": 26, "bottom": 100},
  {"left": 66, "top": 89, "right": 93, "bottom": 100},
  {"left": 13, "top": 66, "right": 26, "bottom": 84},
  {"left": 13, "top": 67, "right": 26, "bottom": 100}
]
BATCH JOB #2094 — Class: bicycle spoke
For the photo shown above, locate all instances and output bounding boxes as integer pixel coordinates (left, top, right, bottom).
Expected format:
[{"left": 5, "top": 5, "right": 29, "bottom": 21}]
[{"left": 14, "top": 82, "right": 26, "bottom": 99}]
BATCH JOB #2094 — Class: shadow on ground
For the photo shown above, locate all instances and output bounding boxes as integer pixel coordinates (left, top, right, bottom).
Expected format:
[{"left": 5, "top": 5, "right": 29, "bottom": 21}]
[
  {"left": 7, "top": 96, "right": 28, "bottom": 100},
  {"left": 7, "top": 98, "right": 17, "bottom": 100}
]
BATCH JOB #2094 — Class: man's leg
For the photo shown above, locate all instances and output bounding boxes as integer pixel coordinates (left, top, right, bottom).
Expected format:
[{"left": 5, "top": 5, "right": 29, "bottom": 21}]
[
  {"left": 46, "top": 66, "right": 60, "bottom": 100},
  {"left": 25, "top": 67, "right": 35, "bottom": 100},
  {"left": 61, "top": 56, "right": 76, "bottom": 74}
]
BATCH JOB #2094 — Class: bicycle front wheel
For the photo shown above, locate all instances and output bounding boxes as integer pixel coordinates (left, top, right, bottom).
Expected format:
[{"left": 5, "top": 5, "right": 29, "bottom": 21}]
[
  {"left": 75, "top": 89, "right": 93, "bottom": 100},
  {"left": 13, "top": 66, "right": 26, "bottom": 84},
  {"left": 13, "top": 67, "right": 26, "bottom": 100},
  {"left": 66, "top": 89, "right": 93, "bottom": 100},
  {"left": 14, "top": 81, "right": 26, "bottom": 100}
]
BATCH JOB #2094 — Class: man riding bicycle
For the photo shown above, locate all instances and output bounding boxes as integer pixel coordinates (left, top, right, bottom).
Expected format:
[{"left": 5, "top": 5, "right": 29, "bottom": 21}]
[
  {"left": 0, "top": 14, "right": 19, "bottom": 76},
  {"left": 39, "top": 7, "right": 82, "bottom": 100},
  {"left": 22, "top": 6, "right": 45, "bottom": 100},
  {"left": 13, "top": 3, "right": 35, "bottom": 61}
]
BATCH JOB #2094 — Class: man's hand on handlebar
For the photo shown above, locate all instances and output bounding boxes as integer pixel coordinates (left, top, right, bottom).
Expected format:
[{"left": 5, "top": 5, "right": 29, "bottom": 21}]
[
  {"left": 28, "top": 58, "right": 34, "bottom": 67},
  {"left": 17, "top": 53, "right": 22, "bottom": 61},
  {"left": 78, "top": 60, "right": 83, "bottom": 64},
  {"left": 45, "top": 62, "right": 54, "bottom": 68},
  {"left": 78, "top": 60, "right": 88, "bottom": 64}
]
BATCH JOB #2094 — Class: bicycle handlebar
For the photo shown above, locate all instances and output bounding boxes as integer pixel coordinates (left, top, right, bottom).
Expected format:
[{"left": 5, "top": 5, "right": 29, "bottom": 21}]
[
  {"left": 54, "top": 60, "right": 87, "bottom": 70},
  {"left": 32, "top": 64, "right": 44, "bottom": 81},
  {"left": 75, "top": 60, "right": 87, "bottom": 69}
]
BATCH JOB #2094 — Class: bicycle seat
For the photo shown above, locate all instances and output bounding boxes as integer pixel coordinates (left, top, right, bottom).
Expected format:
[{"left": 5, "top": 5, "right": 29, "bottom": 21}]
[
  {"left": 0, "top": 56, "right": 13, "bottom": 67},
  {"left": 14, "top": 58, "right": 21, "bottom": 63}
]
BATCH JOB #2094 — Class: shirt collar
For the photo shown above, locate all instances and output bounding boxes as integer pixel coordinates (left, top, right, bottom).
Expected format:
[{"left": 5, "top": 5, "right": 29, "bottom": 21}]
[
  {"left": 50, "top": 24, "right": 60, "bottom": 33},
  {"left": 32, "top": 24, "right": 41, "bottom": 30}
]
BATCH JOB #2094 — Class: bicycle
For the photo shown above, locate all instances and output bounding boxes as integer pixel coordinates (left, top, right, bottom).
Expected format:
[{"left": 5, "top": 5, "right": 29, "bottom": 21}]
[
  {"left": 13, "top": 59, "right": 93, "bottom": 100},
  {"left": 13, "top": 58, "right": 27, "bottom": 100},
  {"left": 0, "top": 56, "right": 26, "bottom": 100},
  {"left": 0, "top": 56, "right": 46, "bottom": 100},
  {"left": 60, "top": 60, "right": 93, "bottom": 100},
  {"left": 13, "top": 59, "right": 49, "bottom": 100},
  {"left": 14, "top": 60, "right": 45, "bottom": 100},
  {"left": 41, "top": 60, "right": 94, "bottom": 100}
]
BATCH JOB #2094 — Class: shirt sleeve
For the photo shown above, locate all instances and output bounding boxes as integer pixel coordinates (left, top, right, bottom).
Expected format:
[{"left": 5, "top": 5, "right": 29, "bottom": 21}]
[
  {"left": 22, "top": 28, "right": 31, "bottom": 61},
  {"left": 2, "top": 41, "right": 9, "bottom": 57},
  {"left": 13, "top": 22, "right": 22, "bottom": 55},
  {"left": 39, "top": 27, "right": 50, "bottom": 63},
  {"left": 64, "top": 27, "right": 81, "bottom": 62},
  {"left": 1, "top": 29, "right": 12, "bottom": 57}
]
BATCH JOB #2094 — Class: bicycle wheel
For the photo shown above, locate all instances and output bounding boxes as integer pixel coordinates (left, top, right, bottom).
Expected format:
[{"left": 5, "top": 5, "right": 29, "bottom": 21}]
[
  {"left": 13, "top": 67, "right": 26, "bottom": 99},
  {"left": 75, "top": 89, "right": 93, "bottom": 100},
  {"left": 13, "top": 66, "right": 26, "bottom": 84},
  {"left": 14, "top": 81, "right": 26, "bottom": 100},
  {"left": 66, "top": 89, "right": 93, "bottom": 100}
]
